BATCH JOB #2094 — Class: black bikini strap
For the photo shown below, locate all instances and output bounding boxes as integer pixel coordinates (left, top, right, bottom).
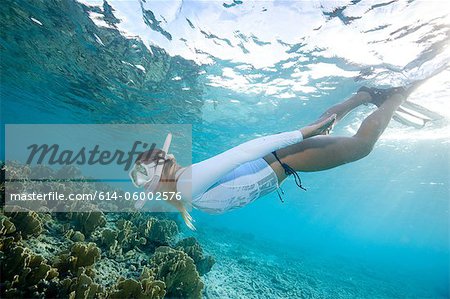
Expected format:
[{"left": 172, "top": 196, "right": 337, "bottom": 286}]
[
  {"left": 276, "top": 187, "right": 285, "bottom": 203},
  {"left": 272, "top": 151, "right": 307, "bottom": 192}
]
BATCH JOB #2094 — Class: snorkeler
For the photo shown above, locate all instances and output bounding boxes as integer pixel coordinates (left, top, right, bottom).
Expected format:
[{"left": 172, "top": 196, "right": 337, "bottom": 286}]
[{"left": 130, "top": 83, "right": 433, "bottom": 229}]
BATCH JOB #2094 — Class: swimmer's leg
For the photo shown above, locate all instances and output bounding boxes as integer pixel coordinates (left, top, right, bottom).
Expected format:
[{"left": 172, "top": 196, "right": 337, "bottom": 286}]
[
  {"left": 266, "top": 92, "right": 405, "bottom": 182},
  {"left": 312, "top": 89, "right": 372, "bottom": 124}
]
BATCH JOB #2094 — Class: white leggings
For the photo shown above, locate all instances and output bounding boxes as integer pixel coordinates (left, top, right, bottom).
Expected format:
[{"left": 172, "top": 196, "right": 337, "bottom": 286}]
[{"left": 176, "top": 130, "right": 304, "bottom": 212}]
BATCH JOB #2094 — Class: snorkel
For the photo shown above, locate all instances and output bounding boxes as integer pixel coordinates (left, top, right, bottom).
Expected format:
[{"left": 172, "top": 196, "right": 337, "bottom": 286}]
[{"left": 129, "top": 133, "right": 173, "bottom": 193}]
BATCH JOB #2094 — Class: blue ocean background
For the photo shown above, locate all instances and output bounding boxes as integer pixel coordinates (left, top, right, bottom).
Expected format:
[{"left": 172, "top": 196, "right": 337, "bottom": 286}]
[{"left": 1, "top": 0, "right": 449, "bottom": 297}]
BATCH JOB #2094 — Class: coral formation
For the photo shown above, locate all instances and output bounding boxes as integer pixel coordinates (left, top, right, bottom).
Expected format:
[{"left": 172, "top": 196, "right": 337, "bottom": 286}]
[
  {"left": 54, "top": 242, "right": 101, "bottom": 274},
  {"left": 0, "top": 214, "right": 16, "bottom": 236},
  {"left": 1, "top": 242, "right": 59, "bottom": 298},
  {"left": 5, "top": 207, "right": 43, "bottom": 238},
  {"left": 71, "top": 212, "right": 107, "bottom": 236},
  {"left": 59, "top": 268, "right": 104, "bottom": 299},
  {"left": 147, "top": 246, "right": 204, "bottom": 299},
  {"left": 116, "top": 219, "right": 147, "bottom": 250},
  {"left": 1, "top": 162, "right": 213, "bottom": 298},
  {"left": 144, "top": 218, "right": 179, "bottom": 246},
  {"left": 98, "top": 219, "right": 146, "bottom": 257},
  {"left": 97, "top": 216, "right": 179, "bottom": 257},
  {"left": 65, "top": 229, "right": 86, "bottom": 242},
  {"left": 0, "top": 214, "right": 18, "bottom": 252},
  {"left": 176, "top": 237, "right": 215, "bottom": 275},
  {"left": 109, "top": 277, "right": 166, "bottom": 299}
]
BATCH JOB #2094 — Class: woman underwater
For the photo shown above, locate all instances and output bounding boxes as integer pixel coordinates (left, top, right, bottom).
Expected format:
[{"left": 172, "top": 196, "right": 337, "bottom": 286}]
[{"left": 130, "top": 84, "right": 427, "bottom": 229}]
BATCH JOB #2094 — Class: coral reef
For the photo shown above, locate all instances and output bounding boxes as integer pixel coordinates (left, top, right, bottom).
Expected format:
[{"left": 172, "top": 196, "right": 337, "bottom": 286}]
[
  {"left": 147, "top": 246, "right": 204, "bottom": 299},
  {"left": 71, "top": 212, "right": 107, "bottom": 236},
  {"left": 1, "top": 162, "right": 213, "bottom": 298},
  {"left": 5, "top": 207, "right": 43, "bottom": 238},
  {"left": 97, "top": 216, "right": 179, "bottom": 258},
  {"left": 109, "top": 276, "right": 166, "bottom": 299},
  {"left": 1, "top": 241, "right": 59, "bottom": 298},
  {"left": 97, "top": 220, "right": 146, "bottom": 257},
  {"left": 54, "top": 242, "right": 101, "bottom": 275},
  {"left": 176, "top": 237, "right": 215, "bottom": 276},
  {"left": 59, "top": 268, "right": 104, "bottom": 299},
  {"left": 0, "top": 213, "right": 18, "bottom": 252},
  {"left": 116, "top": 219, "right": 147, "bottom": 250},
  {"left": 0, "top": 214, "right": 16, "bottom": 236},
  {"left": 64, "top": 229, "right": 85, "bottom": 242},
  {"left": 144, "top": 218, "right": 179, "bottom": 246}
]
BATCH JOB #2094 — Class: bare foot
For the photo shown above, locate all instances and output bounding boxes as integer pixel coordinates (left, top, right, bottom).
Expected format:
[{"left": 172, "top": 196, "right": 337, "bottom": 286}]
[{"left": 300, "top": 114, "right": 336, "bottom": 139}]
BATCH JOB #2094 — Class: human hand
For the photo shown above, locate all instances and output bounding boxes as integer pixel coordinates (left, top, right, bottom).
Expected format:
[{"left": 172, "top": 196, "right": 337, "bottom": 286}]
[{"left": 300, "top": 114, "right": 336, "bottom": 139}]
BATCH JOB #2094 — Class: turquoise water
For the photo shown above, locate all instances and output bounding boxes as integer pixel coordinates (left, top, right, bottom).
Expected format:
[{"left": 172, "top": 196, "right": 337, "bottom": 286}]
[{"left": 1, "top": 0, "right": 449, "bottom": 298}]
